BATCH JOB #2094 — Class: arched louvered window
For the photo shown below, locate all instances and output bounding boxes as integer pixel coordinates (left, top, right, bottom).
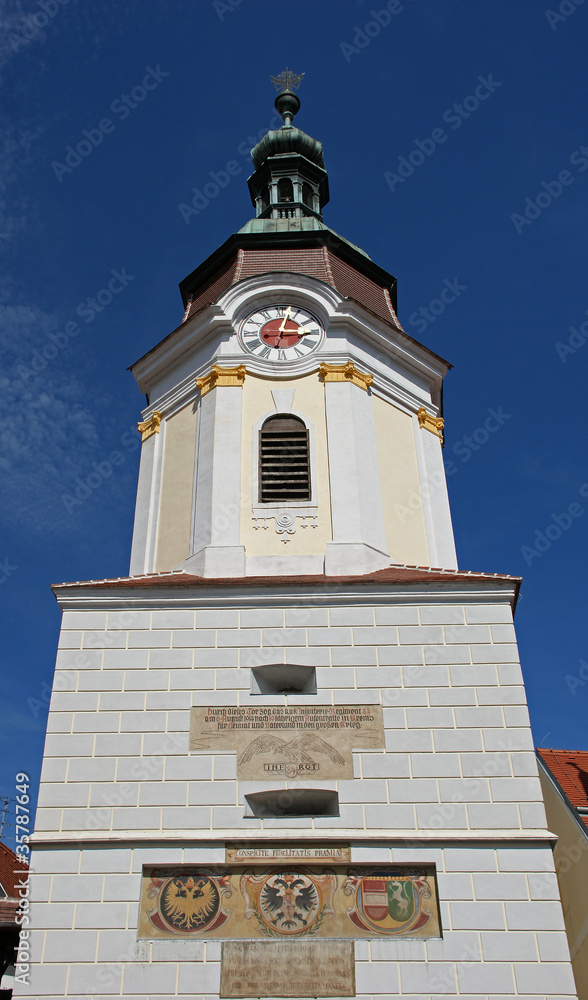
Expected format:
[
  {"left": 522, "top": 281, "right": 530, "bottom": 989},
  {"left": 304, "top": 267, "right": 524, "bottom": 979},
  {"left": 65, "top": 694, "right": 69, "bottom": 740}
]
[{"left": 259, "top": 415, "right": 310, "bottom": 503}]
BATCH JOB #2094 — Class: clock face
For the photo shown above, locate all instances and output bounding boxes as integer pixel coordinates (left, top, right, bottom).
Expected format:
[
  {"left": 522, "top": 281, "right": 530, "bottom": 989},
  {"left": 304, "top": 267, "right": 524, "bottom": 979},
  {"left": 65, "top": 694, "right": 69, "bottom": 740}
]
[{"left": 240, "top": 305, "right": 323, "bottom": 362}]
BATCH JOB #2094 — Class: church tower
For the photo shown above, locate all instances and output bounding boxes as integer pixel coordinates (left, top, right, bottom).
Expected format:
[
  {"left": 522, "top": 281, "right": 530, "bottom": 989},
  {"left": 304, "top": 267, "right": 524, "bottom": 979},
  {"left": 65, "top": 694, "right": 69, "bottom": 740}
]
[{"left": 22, "top": 75, "right": 578, "bottom": 1000}]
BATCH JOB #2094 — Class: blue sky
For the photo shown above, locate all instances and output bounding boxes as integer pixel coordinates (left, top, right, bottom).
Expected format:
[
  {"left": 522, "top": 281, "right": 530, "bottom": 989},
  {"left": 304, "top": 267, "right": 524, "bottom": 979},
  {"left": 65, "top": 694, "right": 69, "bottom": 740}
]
[{"left": 1, "top": 0, "right": 587, "bottom": 846}]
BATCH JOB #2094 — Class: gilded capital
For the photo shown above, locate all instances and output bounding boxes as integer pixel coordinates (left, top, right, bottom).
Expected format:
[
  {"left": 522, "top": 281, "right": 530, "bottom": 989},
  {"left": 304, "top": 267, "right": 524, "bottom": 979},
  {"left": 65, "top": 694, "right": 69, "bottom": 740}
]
[
  {"left": 417, "top": 407, "right": 444, "bottom": 443},
  {"left": 196, "top": 364, "right": 247, "bottom": 397},
  {"left": 137, "top": 411, "right": 161, "bottom": 441},
  {"left": 318, "top": 362, "right": 373, "bottom": 392}
]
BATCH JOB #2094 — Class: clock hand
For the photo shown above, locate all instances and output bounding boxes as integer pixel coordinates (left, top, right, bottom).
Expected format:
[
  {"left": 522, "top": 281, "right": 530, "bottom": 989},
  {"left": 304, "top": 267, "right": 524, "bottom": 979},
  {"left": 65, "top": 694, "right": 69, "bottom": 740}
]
[{"left": 278, "top": 306, "right": 292, "bottom": 334}]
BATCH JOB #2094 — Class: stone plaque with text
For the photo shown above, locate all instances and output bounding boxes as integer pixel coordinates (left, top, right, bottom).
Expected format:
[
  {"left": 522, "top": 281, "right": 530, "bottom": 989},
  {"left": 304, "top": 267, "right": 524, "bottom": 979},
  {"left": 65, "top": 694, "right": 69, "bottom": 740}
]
[
  {"left": 226, "top": 843, "right": 351, "bottom": 864},
  {"left": 220, "top": 940, "right": 355, "bottom": 997},
  {"left": 189, "top": 705, "right": 384, "bottom": 779}
]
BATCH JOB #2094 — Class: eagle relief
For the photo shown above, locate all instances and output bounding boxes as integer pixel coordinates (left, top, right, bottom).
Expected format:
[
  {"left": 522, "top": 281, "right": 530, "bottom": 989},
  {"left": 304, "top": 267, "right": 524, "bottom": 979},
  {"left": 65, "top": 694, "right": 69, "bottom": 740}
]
[
  {"left": 239, "top": 732, "right": 344, "bottom": 778},
  {"left": 189, "top": 705, "right": 385, "bottom": 779}
]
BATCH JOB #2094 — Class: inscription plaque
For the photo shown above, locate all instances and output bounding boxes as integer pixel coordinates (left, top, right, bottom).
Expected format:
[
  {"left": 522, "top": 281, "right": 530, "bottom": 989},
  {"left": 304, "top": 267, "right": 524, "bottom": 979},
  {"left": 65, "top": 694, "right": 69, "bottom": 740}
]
[
  {"left": 220, "top": 940, "right": 355, "bottom": 997},
  {"left": 189, "top": 705, "right": 385, "bottom": 779},
  {"left": 226, "top": 843, "right": 351, "bottom": 864}
]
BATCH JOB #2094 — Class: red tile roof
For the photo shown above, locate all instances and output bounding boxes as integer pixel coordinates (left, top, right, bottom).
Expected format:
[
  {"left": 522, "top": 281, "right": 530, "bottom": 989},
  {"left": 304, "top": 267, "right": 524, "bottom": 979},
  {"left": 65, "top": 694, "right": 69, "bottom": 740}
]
[
  {"left": 131, "top": 232, "right": 452, "bottom": 376},
  {"left": 537, "top": 748, "right": 588, "bottom": 828},
  {"left": 182, "top": 239, "right": 405, "bottom": 334},
  {"left": 52, "top": 563, "right": 521, "bottom": 600},
  {"left": 0, "top": 841, "right": 28, "bottom": 899}
]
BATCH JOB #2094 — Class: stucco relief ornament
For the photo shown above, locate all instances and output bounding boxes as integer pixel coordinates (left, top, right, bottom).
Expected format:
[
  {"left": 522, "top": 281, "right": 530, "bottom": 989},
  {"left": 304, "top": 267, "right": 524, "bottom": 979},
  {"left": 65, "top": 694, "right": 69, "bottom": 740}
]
[
  {"left": 275, "top": 510, "right": 296, "bottom": 541},
  {"left": 252, "top": 510, "right": 318, "bottom": 539}
]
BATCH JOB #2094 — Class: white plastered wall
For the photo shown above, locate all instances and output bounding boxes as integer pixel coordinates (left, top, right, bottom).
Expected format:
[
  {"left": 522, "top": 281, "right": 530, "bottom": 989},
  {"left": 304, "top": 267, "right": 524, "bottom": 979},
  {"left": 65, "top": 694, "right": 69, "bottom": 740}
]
[{"left": 21, "top": 586, "right": 579, "bottom": 999}]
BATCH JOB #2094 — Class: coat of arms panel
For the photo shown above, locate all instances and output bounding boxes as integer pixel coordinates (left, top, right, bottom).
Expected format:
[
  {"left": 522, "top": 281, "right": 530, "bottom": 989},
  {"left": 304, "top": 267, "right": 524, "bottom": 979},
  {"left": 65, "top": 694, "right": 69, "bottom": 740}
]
[{"left": 138, "top": 865, "right": 440, "bottom": 940}]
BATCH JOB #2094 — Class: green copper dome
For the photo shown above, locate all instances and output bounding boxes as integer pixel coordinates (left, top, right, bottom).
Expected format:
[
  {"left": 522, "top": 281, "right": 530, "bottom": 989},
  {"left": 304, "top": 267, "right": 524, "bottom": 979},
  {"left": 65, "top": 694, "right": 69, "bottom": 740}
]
[
  {"left": 251, "top": 125, "right": 325, "bottom": 170},
  {"left": 247, "top": 75, "right": 330, "bottom": 223}
]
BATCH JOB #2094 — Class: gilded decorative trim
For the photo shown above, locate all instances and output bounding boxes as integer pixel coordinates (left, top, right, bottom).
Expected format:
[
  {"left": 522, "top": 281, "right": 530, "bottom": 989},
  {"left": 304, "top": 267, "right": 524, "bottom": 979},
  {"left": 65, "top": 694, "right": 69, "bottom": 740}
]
[
  {"left": 196, "top": 364, "right": 247, "bottom": 397},
  {"left": 417, "top": 406, "right": 444, "bottom": 443},
  {"left": 137, "top": 411, "right": 161, "bottom": 441},
  {"left": 318, "top": 362, "right": 373, "bottom": 392}
]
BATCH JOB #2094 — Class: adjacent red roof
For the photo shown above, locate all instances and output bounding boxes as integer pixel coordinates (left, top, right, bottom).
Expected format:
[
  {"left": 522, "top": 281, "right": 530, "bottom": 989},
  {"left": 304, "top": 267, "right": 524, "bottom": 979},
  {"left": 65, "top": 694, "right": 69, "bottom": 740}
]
[
  {"left": 537, "top": 748, "right": 588, "bottom": 829},
  {"left": 52, "top": 563, "right": 521, "bottom": 599},
  {"left": 0, "top": 841, "right": 29, "bottom": 910}
]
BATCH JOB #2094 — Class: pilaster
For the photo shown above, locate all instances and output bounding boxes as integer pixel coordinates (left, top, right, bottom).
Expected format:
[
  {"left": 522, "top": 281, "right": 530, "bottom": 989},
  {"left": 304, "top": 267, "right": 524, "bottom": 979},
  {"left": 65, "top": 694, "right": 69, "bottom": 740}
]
[
  {"left": 413, "top": 412, "right": 458, "bottom": 570},
  {"left": 323, "top": 379, "right": 389, "bottom": 575},
  {"left": 129, "top": 425, "right": 163, "bottom": 575},
  {"left": 184, "top": 382, "right": 245, "bottom": 577}
]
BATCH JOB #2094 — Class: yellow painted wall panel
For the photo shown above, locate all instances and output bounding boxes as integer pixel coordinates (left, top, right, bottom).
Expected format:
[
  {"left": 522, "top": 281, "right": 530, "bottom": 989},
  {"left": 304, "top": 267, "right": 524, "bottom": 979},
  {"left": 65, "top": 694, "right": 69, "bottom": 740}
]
[
  {"left": 155, "top": 402, "right": 197, "bottom": 570},
  {"left": 373, "top": 394, "right": 429, "bottom": 565}
]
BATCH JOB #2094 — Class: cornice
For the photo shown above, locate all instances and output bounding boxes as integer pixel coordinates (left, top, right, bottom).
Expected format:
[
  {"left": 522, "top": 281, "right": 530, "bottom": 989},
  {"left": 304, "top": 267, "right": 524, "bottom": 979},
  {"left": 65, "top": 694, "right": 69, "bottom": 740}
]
[
  {"left": 137, "top": 411, "right": 161, "bottom": 441},
  {"left": 52, "top": 577, "right": 519, "bottom": 612},
  {"left": 319, "top": 362, "right": 373, "bottom": 392},
  {"left": 418, "top": 406, "right": 445, "bottom": 443},
  {"left": 196, "top": 364, "right": 246, "bottom": 397},
  {"left": 30, "top": 828, "right": 556, "bottom": 847}
]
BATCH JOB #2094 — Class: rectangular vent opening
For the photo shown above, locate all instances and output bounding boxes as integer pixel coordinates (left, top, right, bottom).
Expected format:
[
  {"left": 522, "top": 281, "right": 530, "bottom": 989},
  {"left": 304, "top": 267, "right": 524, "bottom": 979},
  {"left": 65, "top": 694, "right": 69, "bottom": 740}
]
[
  {"left": 251, "top": 664, "right": 317, "bottom": 695},
  {"left": 259, "top": 422, "right": 310, "bottom": 503},
  {"left": 244, "top": 789, "right": 339, "bottom": 819}
]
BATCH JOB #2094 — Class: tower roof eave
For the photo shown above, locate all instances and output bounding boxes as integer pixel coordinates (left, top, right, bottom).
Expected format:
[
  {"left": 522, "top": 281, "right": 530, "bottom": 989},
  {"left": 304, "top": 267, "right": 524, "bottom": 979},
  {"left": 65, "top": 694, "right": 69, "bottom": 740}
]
[
  {"left": 51, "top": 564, "right": 521, "bottom": 610},
  {"left": 129, "top": 229, "right": 452, "bottom": 378}
]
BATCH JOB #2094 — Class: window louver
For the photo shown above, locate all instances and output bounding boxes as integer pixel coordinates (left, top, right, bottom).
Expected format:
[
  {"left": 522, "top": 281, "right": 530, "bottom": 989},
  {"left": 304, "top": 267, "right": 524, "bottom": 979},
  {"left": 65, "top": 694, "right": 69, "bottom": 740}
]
[{"left": 259, "top": 416, "right": 310, "bottom": 503}]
